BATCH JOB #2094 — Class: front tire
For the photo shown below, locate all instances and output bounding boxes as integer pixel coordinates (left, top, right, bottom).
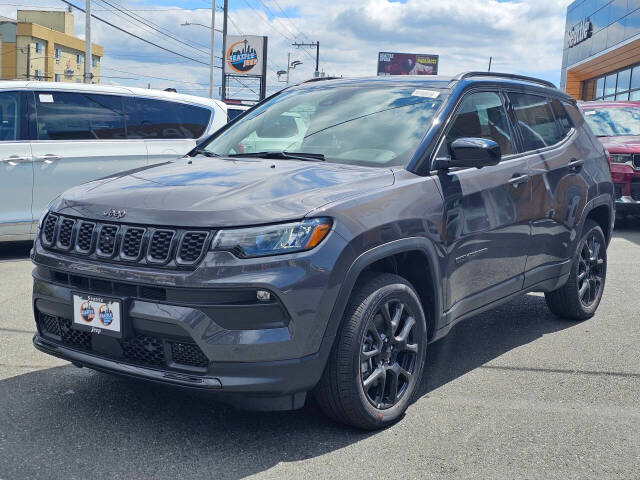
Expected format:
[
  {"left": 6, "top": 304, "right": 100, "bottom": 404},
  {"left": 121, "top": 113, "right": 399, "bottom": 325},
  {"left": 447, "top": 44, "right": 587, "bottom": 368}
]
[
  {"left": 314, "top": 273, "right": 428, "bottom": 430},
  {"left": 545, "top": 219, "right": 607, "bottom": 320}
]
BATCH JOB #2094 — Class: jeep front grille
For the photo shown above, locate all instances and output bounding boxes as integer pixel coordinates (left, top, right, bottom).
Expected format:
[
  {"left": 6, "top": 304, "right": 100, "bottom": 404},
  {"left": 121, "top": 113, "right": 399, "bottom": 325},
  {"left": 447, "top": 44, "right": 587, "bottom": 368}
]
[
  {"left": 633, "top": 154, "right": 640, "bottom": 169},
  {"left": 40, "top": 213, "right": 212, "bottom": 269}
]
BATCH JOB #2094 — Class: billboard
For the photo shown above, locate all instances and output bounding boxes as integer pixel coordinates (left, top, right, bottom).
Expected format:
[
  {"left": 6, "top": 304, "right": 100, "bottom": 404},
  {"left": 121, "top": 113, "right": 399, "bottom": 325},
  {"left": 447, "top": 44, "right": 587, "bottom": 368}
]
[
  {"left": 224, "top": 35, "right": 267, "bottom": 76},
  {"left": 377, "top": 52, "right": 439, "bottom": 76}
]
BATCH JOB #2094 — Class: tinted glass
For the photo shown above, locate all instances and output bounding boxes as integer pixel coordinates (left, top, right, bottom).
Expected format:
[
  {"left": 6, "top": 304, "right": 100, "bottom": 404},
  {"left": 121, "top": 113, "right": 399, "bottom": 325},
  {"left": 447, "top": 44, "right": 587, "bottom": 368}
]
[
  {"left": 35, "top": 92, "right": 126, "bottom": 140},
  {"left": 631, "top": 66, "right": 640, "bottom": 91},
  {"left": 227, "top": 108, "right": 247, "bottom": 121},
  {"left": 0, "top": 92, "right": 20, "bottom": 141},
  {"left": 203, "top": 86, "right": 444, "bottom": 167},
  {"left": 596, "top": 77, "right": 605, "bottom": 98},
  {"left": 604, "top": 73, "right": 617, "bottom": 96},
  {"left": 631, "top": 90, "right": 640, "bottom": 100},
  {"left": 551, "top": 99, "right": 572, "bottom": 137},
  {"left": 124, "top": 98, "right": 211, "bottom": 139},
  {"left": 439, "top": 91, "right": 514, "bottom": 157},
  {"left": 617, "top": 69, "right": 631, "bottom": 93},
  {"left": 508, "top": 93, "right": 562, "bottom": 150},
  {"left": 581, "top": 106, "right": 640, "bottom": 136}
]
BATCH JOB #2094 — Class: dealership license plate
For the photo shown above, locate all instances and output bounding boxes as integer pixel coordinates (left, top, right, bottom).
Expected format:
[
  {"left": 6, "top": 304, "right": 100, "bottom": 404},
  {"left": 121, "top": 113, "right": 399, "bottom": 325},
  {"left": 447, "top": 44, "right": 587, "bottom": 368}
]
[{"left": 72, "top": 293, "right": 122, "bottom": 337}]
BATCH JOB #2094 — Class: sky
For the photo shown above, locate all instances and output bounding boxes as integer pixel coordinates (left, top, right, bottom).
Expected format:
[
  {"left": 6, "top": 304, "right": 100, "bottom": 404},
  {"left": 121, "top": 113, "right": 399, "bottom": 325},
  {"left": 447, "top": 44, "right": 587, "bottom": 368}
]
[{"left": 0, "top": 0, "right": 574, "bottom": 99}]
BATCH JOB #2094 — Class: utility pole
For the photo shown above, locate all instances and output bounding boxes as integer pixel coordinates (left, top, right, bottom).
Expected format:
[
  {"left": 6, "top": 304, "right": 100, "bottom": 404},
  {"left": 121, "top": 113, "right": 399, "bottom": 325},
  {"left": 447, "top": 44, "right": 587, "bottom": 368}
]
[
  {"left": 208, "top": 0, "right": 215, "bottom": 98},
  {"left": 221, "top": 0, "right": 228, "bottom": 102},
  {"left": 286, "top": 52, "right": 290, "bottom": 85},
  {"left": 292, "top": 41, "right": 320, "bottom": 77},
  {"left": 84, "top": 0, "right": 92, "bottom": 83},
  {"left": 26, "top": 44, "right": 30, "bottom": 80}
]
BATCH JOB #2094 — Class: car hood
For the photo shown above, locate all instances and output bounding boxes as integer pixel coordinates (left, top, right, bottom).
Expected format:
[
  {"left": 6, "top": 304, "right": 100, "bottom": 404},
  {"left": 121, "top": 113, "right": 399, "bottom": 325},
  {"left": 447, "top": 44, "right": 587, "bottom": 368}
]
[
  {"left": 597, "top": 135, "right": 640, "bottom": 153},
  {"left": 52, "top": 157, "right": 395, "bottom": 227}
]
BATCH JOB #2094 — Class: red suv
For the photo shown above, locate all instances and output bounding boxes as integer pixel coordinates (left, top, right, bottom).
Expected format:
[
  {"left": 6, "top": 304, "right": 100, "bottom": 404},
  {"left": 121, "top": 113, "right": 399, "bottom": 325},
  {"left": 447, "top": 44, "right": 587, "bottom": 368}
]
[{"left": 579, "top": 101, "right": 640, "bottom": 217}]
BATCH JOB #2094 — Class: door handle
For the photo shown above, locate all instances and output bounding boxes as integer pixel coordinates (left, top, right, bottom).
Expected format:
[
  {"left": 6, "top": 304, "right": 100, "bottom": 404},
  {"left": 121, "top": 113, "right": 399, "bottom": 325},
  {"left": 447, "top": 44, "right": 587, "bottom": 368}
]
[
  {"left": 568, "top": 158, "right": 584, "bottom": 171},
  {"left": 35, "top": 154, "right": 61, "bottom": 164},
  {"left": 1, "top": 156, "right": 32, "bottom": 165},
  {"left": 508, "top": 173, "right": 530, "bottom": 187}
]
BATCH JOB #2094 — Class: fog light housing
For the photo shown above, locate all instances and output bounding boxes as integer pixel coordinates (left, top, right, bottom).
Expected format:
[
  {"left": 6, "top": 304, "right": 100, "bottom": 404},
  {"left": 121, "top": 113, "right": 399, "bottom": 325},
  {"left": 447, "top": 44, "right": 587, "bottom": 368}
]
[{"left": 256, "top": 290, "right": 271, "bottom": 301}]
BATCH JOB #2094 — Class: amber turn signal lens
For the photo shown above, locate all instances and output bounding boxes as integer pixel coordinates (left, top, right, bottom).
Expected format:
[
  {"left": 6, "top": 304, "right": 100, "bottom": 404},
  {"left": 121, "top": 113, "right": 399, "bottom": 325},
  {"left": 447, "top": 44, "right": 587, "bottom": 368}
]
[{"left": 305, "top": 221, "right": 331, "bottom": 249}]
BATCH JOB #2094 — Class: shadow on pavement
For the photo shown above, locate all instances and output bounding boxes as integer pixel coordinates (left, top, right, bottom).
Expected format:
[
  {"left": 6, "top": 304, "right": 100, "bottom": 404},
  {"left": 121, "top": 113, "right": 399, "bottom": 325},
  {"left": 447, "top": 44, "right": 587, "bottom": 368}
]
[
  {"left": 0, "top": 241, "right": 32, "bottom": 261},
  {"left": 0, "top": 294, "right": 575, "bottom": 480},
  {"left": 613, "top": 217, "right": 640, "bottom": 246}
]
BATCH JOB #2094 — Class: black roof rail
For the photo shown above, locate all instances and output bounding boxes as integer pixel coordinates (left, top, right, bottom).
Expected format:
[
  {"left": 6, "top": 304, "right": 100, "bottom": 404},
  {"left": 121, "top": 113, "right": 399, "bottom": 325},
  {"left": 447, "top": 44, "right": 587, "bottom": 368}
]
[
  {"left": 302, "top": 76, "right": 342, "bottom": 84},
  {"left": 453, "top": 71, "right": 556, "bottom": 89}
]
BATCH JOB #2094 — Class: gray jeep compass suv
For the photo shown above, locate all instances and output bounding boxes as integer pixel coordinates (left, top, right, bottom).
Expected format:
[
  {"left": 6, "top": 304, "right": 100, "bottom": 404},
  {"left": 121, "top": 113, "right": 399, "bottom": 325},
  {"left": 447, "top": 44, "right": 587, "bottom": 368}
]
[{"left": 31, "top": 72, "right": 614, "bottom": 429}]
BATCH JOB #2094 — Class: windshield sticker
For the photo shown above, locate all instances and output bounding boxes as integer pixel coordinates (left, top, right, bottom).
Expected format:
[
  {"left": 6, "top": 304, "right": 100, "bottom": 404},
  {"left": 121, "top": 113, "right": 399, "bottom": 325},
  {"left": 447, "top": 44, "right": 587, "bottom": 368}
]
[
  {"left": 584, "top": 110, "right": 596, "bottom": 115},
  {"left": 38, "top": 94, "right": 54, "bottom": 103},
  {"left": 412, "top": 89, "right": 440, "bottom": 99}
]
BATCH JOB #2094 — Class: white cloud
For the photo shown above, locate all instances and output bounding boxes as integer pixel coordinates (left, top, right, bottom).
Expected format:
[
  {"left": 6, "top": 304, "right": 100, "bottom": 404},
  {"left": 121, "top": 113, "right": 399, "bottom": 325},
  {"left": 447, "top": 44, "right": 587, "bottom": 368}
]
[{"left": 0, "top": 0, "right": 573, "bottom": 97}]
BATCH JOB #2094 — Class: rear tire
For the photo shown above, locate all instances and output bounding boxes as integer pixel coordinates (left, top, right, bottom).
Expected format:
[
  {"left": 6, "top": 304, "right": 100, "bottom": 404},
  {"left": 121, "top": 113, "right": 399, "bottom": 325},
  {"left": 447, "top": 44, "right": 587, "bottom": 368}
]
[
  {"left": 545, "top": 219, "right": 607, "bottom": 320},
  {"left": 314, "top": 273, "right": 428, "bottom": 430}
]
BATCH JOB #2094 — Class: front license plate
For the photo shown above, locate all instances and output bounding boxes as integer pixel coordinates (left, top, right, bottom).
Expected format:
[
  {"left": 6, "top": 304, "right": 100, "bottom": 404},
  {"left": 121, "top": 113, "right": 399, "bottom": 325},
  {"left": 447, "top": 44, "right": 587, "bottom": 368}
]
[{"left": 72, "top": 293, "right": 122, "bottom": 338}]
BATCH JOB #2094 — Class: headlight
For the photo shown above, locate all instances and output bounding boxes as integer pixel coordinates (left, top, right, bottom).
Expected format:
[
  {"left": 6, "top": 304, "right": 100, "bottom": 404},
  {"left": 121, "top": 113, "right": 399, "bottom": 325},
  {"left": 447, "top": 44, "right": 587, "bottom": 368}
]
[
  {"left": 609, "top": 153, "right": 631, "bottom": 163},
  {"left": 212, "top": 218, "right": 332, "bottom": 258}
]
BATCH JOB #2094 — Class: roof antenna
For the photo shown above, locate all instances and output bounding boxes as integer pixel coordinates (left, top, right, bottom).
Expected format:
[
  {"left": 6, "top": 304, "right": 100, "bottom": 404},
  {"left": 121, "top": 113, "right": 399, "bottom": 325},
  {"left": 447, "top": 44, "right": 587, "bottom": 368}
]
[{"left": 488, "top": 57, "right": 492, "bottom": 72}]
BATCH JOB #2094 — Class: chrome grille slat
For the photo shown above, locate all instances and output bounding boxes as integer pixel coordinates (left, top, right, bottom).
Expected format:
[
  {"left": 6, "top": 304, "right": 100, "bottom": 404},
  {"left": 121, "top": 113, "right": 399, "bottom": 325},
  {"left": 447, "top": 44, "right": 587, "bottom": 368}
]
[{"left": 40, "top": 216, "right": 211, "bottom": 269}]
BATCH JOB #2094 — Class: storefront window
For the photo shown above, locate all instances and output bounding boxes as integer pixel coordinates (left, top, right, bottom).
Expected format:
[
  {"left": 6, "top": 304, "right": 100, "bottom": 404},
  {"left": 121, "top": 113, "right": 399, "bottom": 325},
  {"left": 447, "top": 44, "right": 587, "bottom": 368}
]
[
  {"left": 604, "top": 73, "right": 617, "bottom": 96},
  {"left": 617, "top": 69, "right": 631, "bottom": 93},
  {"left": 631, "top": 66, "right": 640, "bottom": 90},
  {"left": 596, "top": 77, "right": 605, "bottom": 97}
]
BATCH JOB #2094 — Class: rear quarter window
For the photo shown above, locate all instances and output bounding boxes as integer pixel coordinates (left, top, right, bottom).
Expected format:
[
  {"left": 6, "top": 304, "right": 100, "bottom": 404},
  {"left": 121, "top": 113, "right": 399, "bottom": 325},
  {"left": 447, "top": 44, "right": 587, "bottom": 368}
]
[
  {"left": 124, "top": 98, "right": 211, "bottom": 139},
  {"left": 508, "top": 92, "right": 564, "bottom": 150}
]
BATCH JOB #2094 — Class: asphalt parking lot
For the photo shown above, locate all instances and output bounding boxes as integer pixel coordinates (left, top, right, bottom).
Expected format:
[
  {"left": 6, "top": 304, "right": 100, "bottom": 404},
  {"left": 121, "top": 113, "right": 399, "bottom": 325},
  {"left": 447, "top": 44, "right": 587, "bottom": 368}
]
[{"left": 1, "top": 224, "right": 639, "bottom": 480}]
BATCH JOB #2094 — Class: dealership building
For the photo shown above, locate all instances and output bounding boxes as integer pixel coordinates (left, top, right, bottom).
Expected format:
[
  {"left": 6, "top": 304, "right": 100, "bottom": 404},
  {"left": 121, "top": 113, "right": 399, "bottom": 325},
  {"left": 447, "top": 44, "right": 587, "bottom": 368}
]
[{"left": 562, "top": 0, "right": 640, "bottom": 101}]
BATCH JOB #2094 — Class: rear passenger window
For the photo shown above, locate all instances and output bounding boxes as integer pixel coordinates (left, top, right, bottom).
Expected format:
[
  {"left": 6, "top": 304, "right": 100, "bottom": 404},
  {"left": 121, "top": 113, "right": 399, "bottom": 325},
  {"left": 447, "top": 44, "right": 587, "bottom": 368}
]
[
  {"left": 508, "top": 93, "right": 563, "bottom": 150},
  {"left": 124, "top": 98, "right": 211, "bottom": 139},
  {"left": 35, "top": 92, "right": 126, "bottom": 140},
  {"left": 0, "top": 92, "right": 20, "bottom": 141},
  {"left": 439, "top": 91, "right": 514, "bottom": 157},
  {"left": 550, "top": 99, "right": 572, "bottom": 137}
]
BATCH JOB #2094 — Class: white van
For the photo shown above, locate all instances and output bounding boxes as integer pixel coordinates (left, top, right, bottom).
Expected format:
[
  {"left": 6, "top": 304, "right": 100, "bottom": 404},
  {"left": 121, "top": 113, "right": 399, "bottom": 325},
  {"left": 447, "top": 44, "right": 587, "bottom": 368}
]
[{"left": 0, "top": 82, "right": 227, "bottom": 242}]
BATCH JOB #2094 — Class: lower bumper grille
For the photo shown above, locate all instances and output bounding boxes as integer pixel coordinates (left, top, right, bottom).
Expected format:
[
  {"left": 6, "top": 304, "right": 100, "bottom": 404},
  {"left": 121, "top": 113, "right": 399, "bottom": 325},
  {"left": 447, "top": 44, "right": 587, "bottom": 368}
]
[
  {"left": 614, "top": 183, "right": 623, "bottom": 199},
  {"left": 37, "top": 313, "right": 208, "bottom": 370}
]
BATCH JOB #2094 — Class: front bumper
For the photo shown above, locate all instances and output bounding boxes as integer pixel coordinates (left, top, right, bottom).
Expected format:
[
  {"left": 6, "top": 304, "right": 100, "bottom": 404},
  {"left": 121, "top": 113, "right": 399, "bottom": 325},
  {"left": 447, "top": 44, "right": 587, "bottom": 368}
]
[
  {"left": 615, "top": 196, "right": 640, "bottom": 215},
  {"left": 31, "top": 229, "right": 354, "bottom": 408}
]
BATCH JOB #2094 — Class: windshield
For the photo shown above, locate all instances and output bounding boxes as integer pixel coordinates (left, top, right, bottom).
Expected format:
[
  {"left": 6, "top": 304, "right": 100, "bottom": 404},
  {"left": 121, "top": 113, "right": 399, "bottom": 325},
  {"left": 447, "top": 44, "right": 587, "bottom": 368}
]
[
  {"left": 582, "top": 106, "right": 640, "bottom": 137},
  {"left": 202, "top": 85, "right": 443, "bottom": 167}
]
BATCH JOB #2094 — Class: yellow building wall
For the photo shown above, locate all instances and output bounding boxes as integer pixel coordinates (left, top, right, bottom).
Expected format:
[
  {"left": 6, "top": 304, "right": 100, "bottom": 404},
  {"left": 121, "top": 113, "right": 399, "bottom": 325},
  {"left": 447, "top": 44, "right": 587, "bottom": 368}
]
[
  {"left": 17, "top": 10, "right": 73, "bottom": 35},
  {"left": 15, "top": 22, "right": 102, "bottom": 82},
  {"left": 1, "top": 41, "right": 17, "bottom": 80}
]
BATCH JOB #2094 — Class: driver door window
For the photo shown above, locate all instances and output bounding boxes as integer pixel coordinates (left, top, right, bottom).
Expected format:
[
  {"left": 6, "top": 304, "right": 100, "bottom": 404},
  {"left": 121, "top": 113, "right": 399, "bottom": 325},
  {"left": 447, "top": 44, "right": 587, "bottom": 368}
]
[{"left": 439, "top": 91, "right": 514, "bottom": 158}]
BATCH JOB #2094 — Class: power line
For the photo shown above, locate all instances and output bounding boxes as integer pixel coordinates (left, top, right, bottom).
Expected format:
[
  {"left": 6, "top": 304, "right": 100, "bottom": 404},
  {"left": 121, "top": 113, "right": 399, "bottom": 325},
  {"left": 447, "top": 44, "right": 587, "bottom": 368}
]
[
  {"left": 92, "top": 0, "right": 211, "bottom": 57},
  {"left": 271, "top": 0, "right": 311, "bottom": 42},
  {"left": 98, "top": 0, "right": 213, "bottom": 53},
  {"left": 59, "top": 0, "right": 210, "bottom": 66}
]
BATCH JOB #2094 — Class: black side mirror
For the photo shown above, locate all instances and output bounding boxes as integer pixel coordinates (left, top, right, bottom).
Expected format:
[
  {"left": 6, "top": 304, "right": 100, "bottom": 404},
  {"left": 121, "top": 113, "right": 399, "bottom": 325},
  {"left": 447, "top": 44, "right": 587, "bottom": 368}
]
[{"left": 435, "top": 137, "right": 501, "bottom": 170}]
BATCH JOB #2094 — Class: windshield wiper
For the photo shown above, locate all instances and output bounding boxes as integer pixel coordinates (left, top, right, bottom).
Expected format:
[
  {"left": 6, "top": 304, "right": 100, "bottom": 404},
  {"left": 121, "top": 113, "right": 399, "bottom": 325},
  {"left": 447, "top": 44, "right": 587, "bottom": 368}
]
[
  {"left": 228, "top": 151, "right": 325, "bottom": 161},
  {"left": 190, "top": 148, "right": 220, "bottom": 157}
]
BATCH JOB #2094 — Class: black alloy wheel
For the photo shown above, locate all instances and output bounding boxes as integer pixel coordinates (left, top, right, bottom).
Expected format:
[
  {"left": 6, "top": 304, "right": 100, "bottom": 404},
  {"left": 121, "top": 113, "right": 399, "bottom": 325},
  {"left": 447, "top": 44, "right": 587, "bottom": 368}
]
[{"left": 360, "top": 300, "right": 418, "bottom": 410}]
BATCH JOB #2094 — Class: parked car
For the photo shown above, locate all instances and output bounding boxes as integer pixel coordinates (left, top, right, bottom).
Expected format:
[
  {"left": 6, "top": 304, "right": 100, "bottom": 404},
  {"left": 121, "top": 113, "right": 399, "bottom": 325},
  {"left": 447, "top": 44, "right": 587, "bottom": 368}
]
[
  {"left": 226, "top": 104, "right": 251, "bottom": 122},
  {"left": 31, "top": 73, "right": 614, "bottom": 429},
  {"left": 0, "top": 81, "right": 227, "bottom": 242},
  {"left": 579, "top": 100, "right": 640, "bottom": 217}
]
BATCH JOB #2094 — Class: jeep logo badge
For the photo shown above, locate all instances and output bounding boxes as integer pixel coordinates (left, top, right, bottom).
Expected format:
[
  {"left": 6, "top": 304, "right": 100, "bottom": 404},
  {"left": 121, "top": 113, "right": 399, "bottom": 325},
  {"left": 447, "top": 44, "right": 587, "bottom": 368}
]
[{"left": 103, "top": 208, "right": 127, "bottom": 219}]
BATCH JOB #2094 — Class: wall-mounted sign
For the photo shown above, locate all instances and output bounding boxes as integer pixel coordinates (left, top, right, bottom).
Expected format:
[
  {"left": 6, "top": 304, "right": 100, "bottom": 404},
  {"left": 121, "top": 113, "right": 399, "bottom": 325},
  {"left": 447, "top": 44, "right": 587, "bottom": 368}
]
[
  {"left": 377, "top": 52, "right": 439, "bottom": 76},
  {"left": 224, "top": 35, "right": 267, "bottom": 76},
  {"left": 568, "top": 18, "right": 592, "bottom": 48}
]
